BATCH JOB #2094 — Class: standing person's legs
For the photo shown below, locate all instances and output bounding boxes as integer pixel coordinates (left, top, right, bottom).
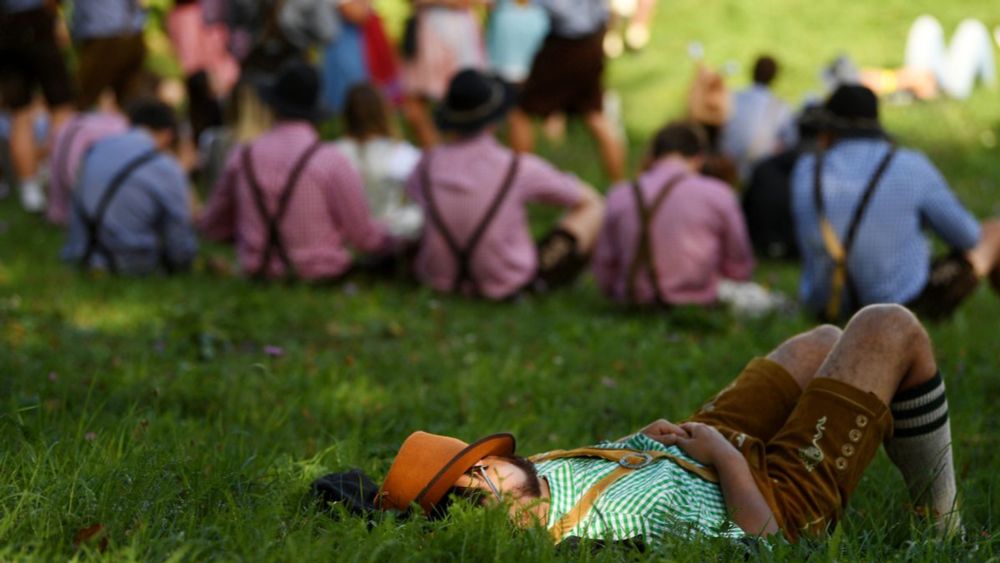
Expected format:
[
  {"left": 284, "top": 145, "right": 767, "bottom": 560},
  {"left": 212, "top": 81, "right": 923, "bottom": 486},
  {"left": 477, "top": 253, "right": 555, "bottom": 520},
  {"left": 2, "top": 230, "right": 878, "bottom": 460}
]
[
  {"left": 401, "top": 95, "right": 438, "bottom": 148},
  {"left": 2, "top": 7, "right": 74, "bottom": 212},
  {"left": 508, "top": 108, "right": 535, "bottom": 153},
  {"left": 765, "top": 305, "right": 959, "bottom": 538},
  {"left": 582, "top": 110, "right": 625, "bottom": 182}
]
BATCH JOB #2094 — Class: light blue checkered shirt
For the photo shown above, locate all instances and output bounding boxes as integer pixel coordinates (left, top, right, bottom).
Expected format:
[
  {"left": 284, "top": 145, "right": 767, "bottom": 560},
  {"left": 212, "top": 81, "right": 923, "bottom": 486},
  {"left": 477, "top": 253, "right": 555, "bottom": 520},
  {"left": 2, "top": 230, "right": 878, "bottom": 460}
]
[
  {"left": 62, "top": 129, "right": 197, "bottom": 275},
  {"left": 791, "top": 138, "right": 981, "bottom": 313}
]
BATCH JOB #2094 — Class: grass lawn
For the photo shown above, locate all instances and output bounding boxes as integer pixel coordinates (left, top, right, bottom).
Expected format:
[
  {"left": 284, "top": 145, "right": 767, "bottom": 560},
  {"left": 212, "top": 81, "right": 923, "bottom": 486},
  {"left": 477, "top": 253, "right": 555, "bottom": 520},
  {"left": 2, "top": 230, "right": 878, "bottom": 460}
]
[{"left": 3, "top": 0, "right": 1000, "bottom": 560}]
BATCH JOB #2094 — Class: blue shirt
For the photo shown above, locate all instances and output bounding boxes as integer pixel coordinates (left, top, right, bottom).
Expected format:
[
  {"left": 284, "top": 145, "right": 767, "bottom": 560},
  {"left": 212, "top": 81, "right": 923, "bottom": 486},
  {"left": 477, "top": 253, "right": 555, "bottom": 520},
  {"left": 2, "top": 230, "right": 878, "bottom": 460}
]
[
  {"left": 62, "top": 129, "right": 197, "bottom": 275},
  {"left": 719, "top": 84, "right": 797, "bottom": 183},
  {"left": 791, "top": 138, "right": 981, "bottom": 313},
  {"left": 535, "top": 0, "right": 607, "bottom": 38},
  {"left": 3, "top": 0, "right": 44, "bottom": 14},
  {"left": 70, "top": 0, "right": 145, "bottom": 39},
  {"left": 487, "top": 0, "right": 550, "bottom": 83}
]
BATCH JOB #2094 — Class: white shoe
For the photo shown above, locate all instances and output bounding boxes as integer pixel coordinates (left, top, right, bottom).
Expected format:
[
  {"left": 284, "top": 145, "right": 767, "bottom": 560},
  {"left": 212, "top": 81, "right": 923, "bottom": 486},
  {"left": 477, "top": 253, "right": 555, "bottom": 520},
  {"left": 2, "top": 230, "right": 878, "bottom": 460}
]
[{"left": 19, "top": 179, "right": 46, "bottom": 213}]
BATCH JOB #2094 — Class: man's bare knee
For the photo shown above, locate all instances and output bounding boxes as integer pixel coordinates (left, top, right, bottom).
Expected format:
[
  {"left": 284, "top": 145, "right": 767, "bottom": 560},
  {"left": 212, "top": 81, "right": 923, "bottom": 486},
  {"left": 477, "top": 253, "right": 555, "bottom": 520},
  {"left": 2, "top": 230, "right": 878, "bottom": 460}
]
[
  {"left": 818, "top": 304, "right": 935, "bottom": 402},
  {"left": 767, "top": 324, "right": 842, "bottom": 389},
  {"left": 845, "top": 304, "right": 922, "bottom": 343}
]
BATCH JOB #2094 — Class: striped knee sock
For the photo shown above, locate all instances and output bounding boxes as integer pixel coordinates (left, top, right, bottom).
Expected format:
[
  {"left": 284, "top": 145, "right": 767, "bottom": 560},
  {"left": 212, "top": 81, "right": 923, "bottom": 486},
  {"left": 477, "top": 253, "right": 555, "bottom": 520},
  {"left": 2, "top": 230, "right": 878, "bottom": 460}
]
[{"left": 883, "top": 372, "right": 961, "bottom": 536}]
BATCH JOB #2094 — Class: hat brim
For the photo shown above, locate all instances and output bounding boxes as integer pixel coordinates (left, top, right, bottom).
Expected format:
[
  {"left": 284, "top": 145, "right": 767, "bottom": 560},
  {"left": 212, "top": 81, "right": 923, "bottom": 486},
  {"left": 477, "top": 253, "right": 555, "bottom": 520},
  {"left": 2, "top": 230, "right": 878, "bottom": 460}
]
[
  {"left": 256, "top": 77, "right": 331, "bottom": 122},
  {"left": 414, "top": 432, "right": 516, "bottom": 512},
  {"left": 434, "top": 77, "right": 518, "bottom": 134}
]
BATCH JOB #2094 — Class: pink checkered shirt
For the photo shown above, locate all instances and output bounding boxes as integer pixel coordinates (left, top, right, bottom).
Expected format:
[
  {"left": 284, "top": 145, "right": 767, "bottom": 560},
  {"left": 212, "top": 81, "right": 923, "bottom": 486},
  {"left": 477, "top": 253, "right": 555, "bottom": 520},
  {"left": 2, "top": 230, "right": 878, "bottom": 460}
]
[
  {"left": 593, "top": 159, "right": 754, "bottom": 305},
  {"left": 200, "top": 121, "right": 393, "bottom": 280},
  {"left": 47, "top": 112, "right": 129, "bottom": 225},
  {"left": 405, "top": 133, "right": 584, "bottom": 299}
]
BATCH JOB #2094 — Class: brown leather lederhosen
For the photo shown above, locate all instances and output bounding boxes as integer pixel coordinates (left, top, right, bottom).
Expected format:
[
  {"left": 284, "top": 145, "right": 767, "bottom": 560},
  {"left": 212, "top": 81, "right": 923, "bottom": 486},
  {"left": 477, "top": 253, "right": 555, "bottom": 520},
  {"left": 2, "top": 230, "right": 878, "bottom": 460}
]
[
  {"left": 626, "top": 173, "right": 687, "bottom": 305},
  {"left": 241, "top": 140, "right": 323, "bottom": 281},
  {"left": 74, "top": 148, "right": 161, "bottom": 274},
  {"left": 419, "top": 153, "right": 521, "bottom": 296},
  {"left": 813, "top": 143, "right": 896, "bottom": 321}
]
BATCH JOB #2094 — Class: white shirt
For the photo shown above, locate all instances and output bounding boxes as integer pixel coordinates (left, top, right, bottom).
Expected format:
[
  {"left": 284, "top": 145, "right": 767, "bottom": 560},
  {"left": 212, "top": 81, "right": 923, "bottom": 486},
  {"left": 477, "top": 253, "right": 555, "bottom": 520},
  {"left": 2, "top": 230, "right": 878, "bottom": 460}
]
[{"left": 335, "top": 137, "right": 424, "bottom": 239}]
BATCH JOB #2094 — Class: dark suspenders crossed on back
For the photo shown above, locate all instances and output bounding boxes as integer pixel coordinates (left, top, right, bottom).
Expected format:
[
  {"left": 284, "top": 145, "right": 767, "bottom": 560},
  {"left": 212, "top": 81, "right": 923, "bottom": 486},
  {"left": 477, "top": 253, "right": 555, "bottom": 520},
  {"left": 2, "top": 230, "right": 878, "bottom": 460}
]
[
  {"left": 627, "top": 174, "right": 687, "bottom": 305},
  {"left": 74, "top": 149, "right": 161, "bottom": 273},
  {"left": 419, "top": 153, "right": 521, "bottom": 295},
  {"left": 813, "top": 143, "right": 897, "bottom": 321},
  {"left": 241, "top": 140, "right": 323, "bottom": 280}
]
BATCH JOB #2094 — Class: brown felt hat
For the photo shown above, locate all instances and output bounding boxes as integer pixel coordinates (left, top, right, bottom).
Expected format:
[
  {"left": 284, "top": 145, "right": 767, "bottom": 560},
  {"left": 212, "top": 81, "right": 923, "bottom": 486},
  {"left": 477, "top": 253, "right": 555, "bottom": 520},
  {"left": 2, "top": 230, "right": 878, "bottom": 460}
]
[{"left": 378, "top": 431, "right": 516, "bottom": 513}]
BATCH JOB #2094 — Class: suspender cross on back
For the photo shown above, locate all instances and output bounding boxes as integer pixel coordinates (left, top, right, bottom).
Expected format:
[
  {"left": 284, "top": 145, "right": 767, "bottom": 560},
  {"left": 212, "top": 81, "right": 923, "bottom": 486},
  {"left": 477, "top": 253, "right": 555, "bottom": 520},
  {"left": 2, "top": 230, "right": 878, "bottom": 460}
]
[
  {"left": 813, "top": 143, "right": 897, "bottom": 321},
  {"left": 419, "top": 153, "right": 521, "bottom": 296},
  {"left": 74, "top": 148, "right": 161, "bottom": 274},
  {"left": 242, "top": 140, "right": 323, "bottom": 281},
  {"left": 627, "top": 173, "right": 687, "bottom": 305}
]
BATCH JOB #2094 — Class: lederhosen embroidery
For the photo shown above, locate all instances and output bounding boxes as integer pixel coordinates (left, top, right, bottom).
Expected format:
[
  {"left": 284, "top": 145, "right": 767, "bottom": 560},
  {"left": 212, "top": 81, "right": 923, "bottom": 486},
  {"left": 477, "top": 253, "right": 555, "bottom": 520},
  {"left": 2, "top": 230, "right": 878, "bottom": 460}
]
[
  {"left": 74, "top": 149, "right": 161, "bottom": 273},
  {"left": 419, "top": 153, "right": 521, "bottom": 296},
  {"left": 241, "top": 140, "right": 323, "bottom": 281},
  {"left": 626, "top": 174, "right": 687, "bottom": 305},
  {"left": 813, "top": 143, "right": 896, "bottom": 321}
]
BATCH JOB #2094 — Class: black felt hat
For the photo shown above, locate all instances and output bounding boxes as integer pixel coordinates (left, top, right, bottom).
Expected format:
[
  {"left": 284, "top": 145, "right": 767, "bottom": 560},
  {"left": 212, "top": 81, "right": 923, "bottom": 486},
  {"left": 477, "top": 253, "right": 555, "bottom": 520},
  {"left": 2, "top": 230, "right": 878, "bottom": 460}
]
[
  {"left": 821, "top": 84, "right": 884, "bottom": 137},
  {"left": 435, "top": 69, "right": 517, "bottom": 134},
  {"left": 257, "top": 60, "right": 329, "bottom": 122}
]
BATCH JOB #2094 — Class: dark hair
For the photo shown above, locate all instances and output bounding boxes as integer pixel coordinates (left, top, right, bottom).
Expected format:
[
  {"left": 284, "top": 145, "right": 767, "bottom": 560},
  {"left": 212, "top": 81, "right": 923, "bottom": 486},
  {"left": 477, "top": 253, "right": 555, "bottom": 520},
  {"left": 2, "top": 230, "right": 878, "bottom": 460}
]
[
  {"left": 752, "top": 55, "right": 778, "bottom": 86},
  {"left": 649, "top": 121, "right": 708, "bottom": 159},
  {"left": 126, "top": 99, "right": 179, "bottom": 138},
  {"left": 343, "top": 83, "right": 391, "bottom": 140}
]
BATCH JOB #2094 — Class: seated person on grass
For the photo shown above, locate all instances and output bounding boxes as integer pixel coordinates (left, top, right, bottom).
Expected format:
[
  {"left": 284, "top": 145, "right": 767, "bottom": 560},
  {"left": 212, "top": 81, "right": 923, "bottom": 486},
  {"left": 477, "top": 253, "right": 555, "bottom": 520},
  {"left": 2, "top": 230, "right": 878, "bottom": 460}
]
[
  {"left": 378, "top": 305, "right": 961, "bottom": 545},
  {"left": 335, "top": 83, "right": 424, "bottom": 242},
  {"left": 593, "top": 121, "right": 781, "bottom": 315},
  {"left": 200, "top": 61, "right": 397, "bottom": 282},
  {"left": 62, "top": 100, "right": 197, "bottom": 275},
  {"left": 46, "top": 108, "right": 128, "bottom": 226},
  {"left": 406, "top": 69, "right": 604, "bottom": 300},
  {"left": 791, "top": 84, "right": 1000, "bottom": 322}
]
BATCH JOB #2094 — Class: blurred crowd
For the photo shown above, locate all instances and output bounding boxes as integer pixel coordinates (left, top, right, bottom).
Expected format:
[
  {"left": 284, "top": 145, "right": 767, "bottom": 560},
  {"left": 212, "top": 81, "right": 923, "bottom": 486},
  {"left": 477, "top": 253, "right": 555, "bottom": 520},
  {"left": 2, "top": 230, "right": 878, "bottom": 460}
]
[{"left": 1, "top": 1, "right": 999, "bottom": 322}]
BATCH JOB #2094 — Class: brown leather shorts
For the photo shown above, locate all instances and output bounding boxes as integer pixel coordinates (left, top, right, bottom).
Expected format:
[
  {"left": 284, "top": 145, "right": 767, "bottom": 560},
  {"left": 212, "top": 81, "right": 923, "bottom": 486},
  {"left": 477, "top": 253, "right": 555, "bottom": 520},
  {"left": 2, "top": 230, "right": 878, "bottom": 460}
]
[{"left": 685, "top": 358, "right": 893, "bottom": 541}]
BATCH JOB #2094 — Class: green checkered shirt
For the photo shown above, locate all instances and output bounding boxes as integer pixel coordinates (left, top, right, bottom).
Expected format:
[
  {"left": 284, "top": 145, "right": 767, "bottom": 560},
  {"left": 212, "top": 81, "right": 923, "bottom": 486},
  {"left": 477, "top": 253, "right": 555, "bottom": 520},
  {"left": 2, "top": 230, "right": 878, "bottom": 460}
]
[{"left": 534, "top": 433, "right": 745, "bottom": 543}]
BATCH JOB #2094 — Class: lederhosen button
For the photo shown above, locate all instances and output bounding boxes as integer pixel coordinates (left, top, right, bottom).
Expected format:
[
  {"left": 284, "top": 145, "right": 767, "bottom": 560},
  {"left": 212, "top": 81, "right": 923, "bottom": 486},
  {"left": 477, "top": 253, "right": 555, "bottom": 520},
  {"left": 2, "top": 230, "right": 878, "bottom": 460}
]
[
  {"left": 855, "top": 415, "right": 869, "bottom": 428},
  {"left": 841, "top": 444, "right": 855, "bottom": 457},
  {"left": 835, "top": 457, "right": 848, "bottom": 471},
  {"left": 849, "top": 429, "right": 863, "bottom": 442}
]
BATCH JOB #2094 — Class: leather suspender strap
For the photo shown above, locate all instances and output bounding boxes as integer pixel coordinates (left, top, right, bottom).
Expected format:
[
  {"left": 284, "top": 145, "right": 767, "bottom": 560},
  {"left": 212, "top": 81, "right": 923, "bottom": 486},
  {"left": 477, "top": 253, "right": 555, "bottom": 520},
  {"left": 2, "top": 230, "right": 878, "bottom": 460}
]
[
  {"left": 75, "top": 148, "right": 161, "bottom": 273},
  {"left": 626, "top": 174, "right": 686, "bottom": 305},
  {"left": 529, "top": 446, "right": 719, "bottom": 542},
  {"left": 813, "top": 144, "right": 896, "bottom": 320},
  {"left": 242, "top": 140, "right": 323, "bottom": 280},
  {"left": 419, "top": 153, "right": 521, "bottom": 295}
]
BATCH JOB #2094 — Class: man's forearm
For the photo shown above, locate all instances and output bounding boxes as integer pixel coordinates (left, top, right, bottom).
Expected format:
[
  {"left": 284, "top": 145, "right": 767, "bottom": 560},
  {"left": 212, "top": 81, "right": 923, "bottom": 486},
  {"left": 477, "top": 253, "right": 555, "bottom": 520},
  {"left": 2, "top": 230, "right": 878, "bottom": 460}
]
[{"left": 714, "top": 450, "right": 780, "bottom": 536}]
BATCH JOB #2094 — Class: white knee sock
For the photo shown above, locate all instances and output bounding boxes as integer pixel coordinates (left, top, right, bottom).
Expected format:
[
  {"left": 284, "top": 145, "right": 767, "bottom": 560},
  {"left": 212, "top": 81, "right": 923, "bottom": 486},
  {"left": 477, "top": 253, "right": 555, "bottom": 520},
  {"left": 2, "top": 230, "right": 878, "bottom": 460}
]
[{"left": 883, "top": 372, "right": 961, "bottom": 536}]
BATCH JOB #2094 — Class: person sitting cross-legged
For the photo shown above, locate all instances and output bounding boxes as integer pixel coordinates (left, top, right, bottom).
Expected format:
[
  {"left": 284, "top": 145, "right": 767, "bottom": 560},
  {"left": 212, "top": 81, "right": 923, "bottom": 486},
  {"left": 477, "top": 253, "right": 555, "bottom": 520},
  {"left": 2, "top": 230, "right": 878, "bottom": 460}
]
[
  {"left": 406, "top": 69, "right": 604, "bottom": 300},
  {"left": 378, "top": 304, "right": 962, "bottom": 545},
  {"left": 200, "top": 61, "right": 397, "bottom": 282},
  {"left": 593, "top": 121, "right": 782, "bottom": 315},
  {"left": 61, "top": 100, "right": 197, "bottom": 275},
  {"left": 791, "top": 84, "right": 1000, "bottom": 322}
]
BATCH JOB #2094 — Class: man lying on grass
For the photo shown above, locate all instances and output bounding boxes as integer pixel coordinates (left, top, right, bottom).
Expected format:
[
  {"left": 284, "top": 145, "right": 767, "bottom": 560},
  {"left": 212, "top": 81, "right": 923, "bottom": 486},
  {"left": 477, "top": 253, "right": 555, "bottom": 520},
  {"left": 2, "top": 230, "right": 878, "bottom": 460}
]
[{"left": 378, "top": 304, "right": 960, "bottom": 544}]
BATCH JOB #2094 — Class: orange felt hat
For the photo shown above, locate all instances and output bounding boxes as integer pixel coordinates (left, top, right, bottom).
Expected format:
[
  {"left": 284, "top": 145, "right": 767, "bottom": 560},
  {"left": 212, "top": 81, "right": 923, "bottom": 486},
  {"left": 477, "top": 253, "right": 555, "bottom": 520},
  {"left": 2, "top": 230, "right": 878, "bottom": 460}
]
[{"left": 378, "top": 431, "right": 516, "bottom": 513}]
